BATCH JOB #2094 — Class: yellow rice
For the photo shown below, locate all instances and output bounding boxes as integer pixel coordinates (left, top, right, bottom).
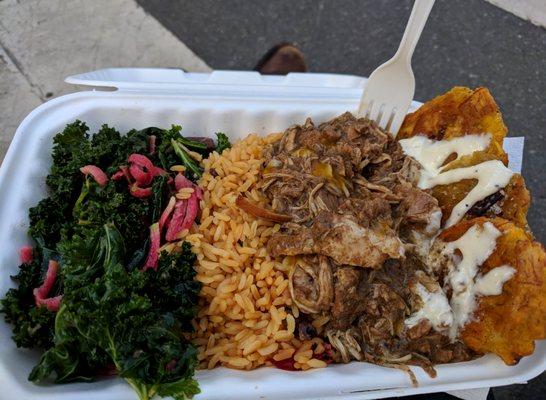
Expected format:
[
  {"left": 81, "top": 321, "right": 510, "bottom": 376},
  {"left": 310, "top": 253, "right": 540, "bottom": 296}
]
[
  {"left": 188, "top": 133, "right": 327, "bottom": 370},
  {"left": 170, "top": 165, "right": 187, "bottom": 172}
]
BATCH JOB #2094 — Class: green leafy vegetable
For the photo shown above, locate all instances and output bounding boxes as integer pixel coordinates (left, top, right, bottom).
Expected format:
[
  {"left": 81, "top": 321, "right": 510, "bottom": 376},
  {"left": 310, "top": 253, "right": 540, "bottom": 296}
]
[
  {"left": 154, "top": 125, "right": 231, "bottom": 180},
  {"left": 0, "top": 120, "right": 216, "bottom": 399},
  {"left": 29, "top": 225, "right": 200, "bottom": 399},
  {"left": 170, "top": 139, "right": 203, "bottom": 179},
  {"left": 215, "top": 132, "right": 231, "bottom": 154},
  {"left": 177, "top": 136, "right": 207, "bottom": 152}
]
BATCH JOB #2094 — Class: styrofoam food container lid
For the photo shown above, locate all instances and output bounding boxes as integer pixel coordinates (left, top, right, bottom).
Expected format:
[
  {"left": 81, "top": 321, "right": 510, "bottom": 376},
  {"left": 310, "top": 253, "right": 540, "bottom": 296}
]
[{"left": 0, "top": 69, "right": 543, "bottom": 400}]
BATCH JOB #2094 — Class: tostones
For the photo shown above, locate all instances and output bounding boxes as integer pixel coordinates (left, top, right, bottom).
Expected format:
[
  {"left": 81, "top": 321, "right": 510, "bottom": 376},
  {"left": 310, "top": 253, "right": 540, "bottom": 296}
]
[
  {"left": 438, "top": 217, "right": 546, "bottom": 365},
  {"left": 398, "top": 87, "right": 530, "bottom": 230}
]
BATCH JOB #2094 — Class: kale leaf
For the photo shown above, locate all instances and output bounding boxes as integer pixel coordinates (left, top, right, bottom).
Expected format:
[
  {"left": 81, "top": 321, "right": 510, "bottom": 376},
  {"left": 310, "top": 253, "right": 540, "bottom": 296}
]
[
  {"left": 1, "top": 244, "right": 58, "bottom": 349},
  {"left": 30, "top": 224, "right": 201, "bottom": 399},
  {"left": 215, "top": 132, "right": 231, "bottom": 154},
  {"left": 156, "top": 125, "right": 232, "bottom": 180}
]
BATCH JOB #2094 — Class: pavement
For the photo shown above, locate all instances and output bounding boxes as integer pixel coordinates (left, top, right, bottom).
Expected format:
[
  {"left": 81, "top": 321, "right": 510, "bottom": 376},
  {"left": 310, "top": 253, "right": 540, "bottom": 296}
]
[
  {"left": 1, "top": 0, "right": 545, "bottom": 399},
  {"left": 0, "top": 0, "right": 210, "bottom": 161}
]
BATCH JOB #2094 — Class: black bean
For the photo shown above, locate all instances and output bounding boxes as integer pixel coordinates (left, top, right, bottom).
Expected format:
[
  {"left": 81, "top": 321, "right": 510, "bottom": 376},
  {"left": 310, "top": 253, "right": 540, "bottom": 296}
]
[{"left": 467, "top": 191, "right": 504, "bottom": 216}]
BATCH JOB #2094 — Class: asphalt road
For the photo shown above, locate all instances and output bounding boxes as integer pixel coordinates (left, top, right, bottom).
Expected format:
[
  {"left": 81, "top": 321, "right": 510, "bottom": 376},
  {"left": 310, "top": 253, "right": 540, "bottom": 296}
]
[{"left": 137, "top": 0, "right": 545, "bottom": 398}]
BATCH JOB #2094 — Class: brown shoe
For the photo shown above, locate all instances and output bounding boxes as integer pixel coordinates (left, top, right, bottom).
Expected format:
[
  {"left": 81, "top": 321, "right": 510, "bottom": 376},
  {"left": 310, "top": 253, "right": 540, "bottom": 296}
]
[{"left": 255, "top": 43, "right": 308, "bottom": 75}]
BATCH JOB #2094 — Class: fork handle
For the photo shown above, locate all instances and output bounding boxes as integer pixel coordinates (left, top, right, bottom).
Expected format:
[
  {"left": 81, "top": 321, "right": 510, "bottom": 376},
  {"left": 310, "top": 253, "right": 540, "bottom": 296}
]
[{"left": 394, "top": 0, "right": 435, "bottom": 63}]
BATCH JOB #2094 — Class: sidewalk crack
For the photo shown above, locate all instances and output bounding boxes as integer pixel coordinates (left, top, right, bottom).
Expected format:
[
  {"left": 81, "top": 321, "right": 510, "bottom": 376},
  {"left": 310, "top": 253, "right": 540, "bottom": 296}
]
[{"left": 0, "top": 39, "right": 46, "bottom": 102}]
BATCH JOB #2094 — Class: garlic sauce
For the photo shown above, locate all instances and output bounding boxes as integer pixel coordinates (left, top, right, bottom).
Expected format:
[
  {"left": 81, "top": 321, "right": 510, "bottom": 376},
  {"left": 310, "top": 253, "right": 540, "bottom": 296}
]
[
  {"left": 399, "top": 134, "right": 516, "bottom": 339},
  {"left": 405, "top": 283, "right": 453, "bottom": 332},
  {"left": 399, "top": 134, "right": 514, "bottom": 227},
  {"left": 443, "top": 222, "right": 514, "bottom": 339}
]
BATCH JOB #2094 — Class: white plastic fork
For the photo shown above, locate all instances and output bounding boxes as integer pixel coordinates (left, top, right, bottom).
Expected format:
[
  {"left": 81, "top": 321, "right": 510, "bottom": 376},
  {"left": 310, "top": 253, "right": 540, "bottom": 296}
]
[{"left": 357, "top": 0, "right": 435, "bottom": 136}]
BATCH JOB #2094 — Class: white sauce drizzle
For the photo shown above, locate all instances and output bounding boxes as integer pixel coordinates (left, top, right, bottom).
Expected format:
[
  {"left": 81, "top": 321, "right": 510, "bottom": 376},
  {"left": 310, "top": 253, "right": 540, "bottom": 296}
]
[
  {"left": 443, "top": 222, "right": 515, "bottom": 339},
  {"left": 399, "top": 134, "right": 514, "bottom": 227},
  {"left": 425, "top": 210, "right": 443, "bottom": 235},
  {"left": 475, "top": 265, "right": 516, "bottom": 296},
  {"left": 397, "top": 134, "right": 518, "bottom": 338},
  {"left": 423, "top": 160, "right": 513, "bottom": 227},
  {"left": 405, "top": 283, "right": 453, "bottom": 332},
  {"left": 399, "top": 134, "right": 491, "bottom": 184}
]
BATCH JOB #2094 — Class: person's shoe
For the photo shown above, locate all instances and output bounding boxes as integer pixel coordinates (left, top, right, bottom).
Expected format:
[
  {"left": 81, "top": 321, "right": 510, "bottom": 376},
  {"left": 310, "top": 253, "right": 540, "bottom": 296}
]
[{"left": 255, "top": 43, "right": 308, "bottom": 75}]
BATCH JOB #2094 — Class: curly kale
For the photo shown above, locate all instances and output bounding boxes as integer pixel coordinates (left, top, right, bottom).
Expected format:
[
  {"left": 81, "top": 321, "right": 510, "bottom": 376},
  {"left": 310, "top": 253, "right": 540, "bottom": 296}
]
[
  {"left": 1, "top": 241, "right": 61, "bottom": 349},
  {"left": 30, "top": 225, "right": 200, "bottom": 399},
  {"left": 0, "top": 120, "right": 216, "bottom": 399},
  {"left": 1, "top": 253, "right": 56, "bottom": 349},
  {"left": 215, "top": 132, "right": 231, "bottom": 154}
]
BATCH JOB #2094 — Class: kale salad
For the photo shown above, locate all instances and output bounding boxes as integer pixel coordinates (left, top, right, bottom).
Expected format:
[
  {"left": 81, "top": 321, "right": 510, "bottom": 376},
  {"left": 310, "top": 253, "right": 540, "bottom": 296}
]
[{"left": 1, "top": 122, "right": 230, "bottom": 400}]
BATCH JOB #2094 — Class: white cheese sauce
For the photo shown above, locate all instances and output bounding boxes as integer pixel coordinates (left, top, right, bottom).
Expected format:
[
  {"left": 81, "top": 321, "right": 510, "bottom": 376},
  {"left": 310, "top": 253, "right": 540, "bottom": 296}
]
[
  {"left": 405, "top": 283, "right": 453, "bottom": 332},
  {"left": 399, "top": 134, "right": 514, "bottom": 227},
  {"left": 399, "top": 134, "right": 491, "bottom": 184},
  {"left": 423, "top": 160, "right": 513, "bottom": 227}
]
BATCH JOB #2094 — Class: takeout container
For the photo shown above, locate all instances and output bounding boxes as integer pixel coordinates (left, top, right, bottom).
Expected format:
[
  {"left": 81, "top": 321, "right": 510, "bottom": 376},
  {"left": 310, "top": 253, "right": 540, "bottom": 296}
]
[{"left": 0, "top": 68, "right": 543, "bottom": 399}]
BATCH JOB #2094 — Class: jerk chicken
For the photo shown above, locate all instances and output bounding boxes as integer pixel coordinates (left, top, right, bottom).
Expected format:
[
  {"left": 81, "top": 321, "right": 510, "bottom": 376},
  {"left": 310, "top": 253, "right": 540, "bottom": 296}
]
[{"left": 258, "top": 113, "right": 477, "bottom": 378}]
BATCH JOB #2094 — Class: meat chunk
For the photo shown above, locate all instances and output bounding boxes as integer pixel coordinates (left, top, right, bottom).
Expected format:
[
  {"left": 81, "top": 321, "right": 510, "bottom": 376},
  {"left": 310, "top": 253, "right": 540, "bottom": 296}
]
[
  {"left": 395, "top": 183, "right": 442, "bottom": 235},
  {"left": 394, "top": 157, "right": 422, "bottom": 186},
  {"left": 269, "top": 212, "right": 405, "bottom": 269},
  {"left": 278, "top": 125, "right": 299, "bottom": 153},
  {"left": 329, "top": 267, "right": 365, "bottom": 330},
  {"left": 261, "top": 113, "right": 401, "bottom": 223},
  {"left": 297, "top": 316, "right": 318, "bottom": 340},
  {"left": 314, "top": 213, "right": 404, "bottom": 267},
  {"left": 406, "top": 319, "right": 432, "bottom": 340},
  {"left": 289, "top": 255, "right": 333, "bottom": 314},
  {"left": 338, "top": 196, "right": 392, "bottom": 228},
  {"left": 405, "top": 333, "right": 476, "bottom": 364},
  {"left": 268, "top": 229, "right": 314, "bottom": 256},
  {"left": 261, "top": 112, "right": 481, "bottom": 371}
]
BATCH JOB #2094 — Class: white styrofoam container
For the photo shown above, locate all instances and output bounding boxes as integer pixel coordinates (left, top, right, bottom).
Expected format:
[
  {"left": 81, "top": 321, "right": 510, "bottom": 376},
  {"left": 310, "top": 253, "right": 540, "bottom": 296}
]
[{"left": 0, "top": 69, "right": 544, "bottom": 399}]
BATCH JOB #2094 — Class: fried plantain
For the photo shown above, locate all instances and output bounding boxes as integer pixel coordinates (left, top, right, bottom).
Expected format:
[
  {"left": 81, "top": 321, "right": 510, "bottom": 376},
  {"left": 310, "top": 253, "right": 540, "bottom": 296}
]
[
  {"left": 431, "top": 173, "right": 530, "bottom": 231},
  {"left": 398, "top": 87, "right": 506, "bottom": 150},
  {"left": 398, "top": 87, "right": 530, "bottom": 229},
  {"left": 438, "top": 217, "right": 546, "bottom": 365}
]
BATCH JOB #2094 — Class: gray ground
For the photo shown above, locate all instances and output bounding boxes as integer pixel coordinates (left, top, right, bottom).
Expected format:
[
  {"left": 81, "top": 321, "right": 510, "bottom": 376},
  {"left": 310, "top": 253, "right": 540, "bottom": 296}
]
[{"left": 137, "top": 0, "right": 546, "bottom": 399}]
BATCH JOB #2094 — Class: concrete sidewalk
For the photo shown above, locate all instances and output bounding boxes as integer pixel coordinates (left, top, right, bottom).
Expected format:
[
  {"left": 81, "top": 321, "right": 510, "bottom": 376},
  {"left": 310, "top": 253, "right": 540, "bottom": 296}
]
[
  {"left": 0, "top": 0, "right": 210, "bottom": 161},
  {"left": 487, "top": 0, "right": 546, "bottom": 27}
]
